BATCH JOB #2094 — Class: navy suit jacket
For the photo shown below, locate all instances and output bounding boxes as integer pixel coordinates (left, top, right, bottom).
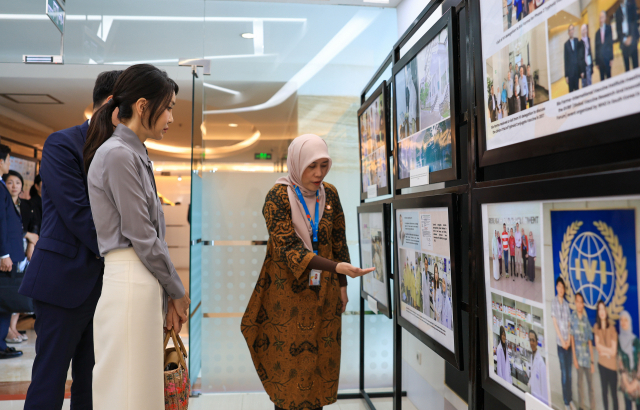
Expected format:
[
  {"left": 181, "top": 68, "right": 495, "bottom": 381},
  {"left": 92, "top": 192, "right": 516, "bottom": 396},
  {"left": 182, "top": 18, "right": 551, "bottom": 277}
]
[
  {"left": 0, "top": 181, "right": 26, "bottom": 263},
  {"left": 595, "top": 25, "right": 614, "bottom": 66},
  {"left": 564, "top": 38, "right": 581, "bottom": 79},
  {"left": 19, "top": 121, "right": 103, "bottom": 308}
]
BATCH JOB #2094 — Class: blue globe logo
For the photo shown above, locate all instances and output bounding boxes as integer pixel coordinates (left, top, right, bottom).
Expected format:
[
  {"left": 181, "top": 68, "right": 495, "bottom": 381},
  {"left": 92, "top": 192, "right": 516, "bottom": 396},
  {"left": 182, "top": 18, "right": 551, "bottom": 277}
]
[{"left": 568, "top": 231, "right": 615, "bottom": 309}]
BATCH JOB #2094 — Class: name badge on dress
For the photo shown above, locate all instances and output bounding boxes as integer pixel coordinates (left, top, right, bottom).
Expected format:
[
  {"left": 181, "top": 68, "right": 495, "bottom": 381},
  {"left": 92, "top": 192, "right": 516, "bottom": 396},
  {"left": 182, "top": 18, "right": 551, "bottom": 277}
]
[{"left": 309, "top": 269, "right": 321, "bottom": 286}]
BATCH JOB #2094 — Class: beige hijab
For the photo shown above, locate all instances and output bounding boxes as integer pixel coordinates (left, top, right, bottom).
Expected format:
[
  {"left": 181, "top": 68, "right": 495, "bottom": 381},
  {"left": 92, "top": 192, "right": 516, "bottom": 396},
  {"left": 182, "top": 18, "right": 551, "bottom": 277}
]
[{"left": 276, "top": 134, "right": 332, "bottom": 251}]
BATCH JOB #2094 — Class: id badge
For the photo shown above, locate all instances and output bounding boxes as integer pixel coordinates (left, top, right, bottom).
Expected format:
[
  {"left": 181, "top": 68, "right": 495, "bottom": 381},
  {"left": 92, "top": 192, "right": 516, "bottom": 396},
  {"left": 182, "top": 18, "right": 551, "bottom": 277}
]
[
  {"left": 309, "top": 269, "right": 321, "bottom": 286},
  {"left": 587, "top": 55, "right": 592, "bottom": 66}
]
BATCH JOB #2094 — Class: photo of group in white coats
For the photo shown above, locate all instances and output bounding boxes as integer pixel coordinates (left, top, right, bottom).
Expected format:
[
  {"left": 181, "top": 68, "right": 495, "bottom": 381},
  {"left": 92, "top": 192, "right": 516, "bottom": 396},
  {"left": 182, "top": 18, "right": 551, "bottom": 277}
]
[{"left": 491, "top": 293, "right": 549, "bottom": 405}]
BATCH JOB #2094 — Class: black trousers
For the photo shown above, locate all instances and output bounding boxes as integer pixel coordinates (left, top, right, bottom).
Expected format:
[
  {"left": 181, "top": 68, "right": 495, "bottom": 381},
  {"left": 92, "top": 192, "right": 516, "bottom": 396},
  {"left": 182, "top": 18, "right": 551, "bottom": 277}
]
[
  {"left": 0, "top": 312, "right": 10, "bottom": 350},
  {"left": 622, "top": 43, "right": 639, "bottom": 72},
  {"left": 568, "top": 75, "right": 580, "bottom": 92},
  {"left": 599, "top": 364, "right": 618, "bottom": 410},
  {"left": 24, "top": 277, "right": 102, "bottom": 410},
  {"left": 599, "top": 62, "right": 612, "bottom": 80}
]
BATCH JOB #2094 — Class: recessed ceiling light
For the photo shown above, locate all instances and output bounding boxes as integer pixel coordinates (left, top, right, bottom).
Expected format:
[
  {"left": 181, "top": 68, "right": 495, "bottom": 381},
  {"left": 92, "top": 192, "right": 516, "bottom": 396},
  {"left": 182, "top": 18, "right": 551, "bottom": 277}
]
[
  {"left": 229, "top": 123, "right": 238, "bottom": 127},
  {"left": 241, "top": 33, "right": 254, "bottom": 39}
]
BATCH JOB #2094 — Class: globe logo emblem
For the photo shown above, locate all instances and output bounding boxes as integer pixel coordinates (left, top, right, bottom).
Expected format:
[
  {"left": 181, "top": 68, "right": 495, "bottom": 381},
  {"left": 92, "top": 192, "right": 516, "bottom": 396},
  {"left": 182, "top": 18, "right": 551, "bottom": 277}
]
[{"left": 568, "top": 231, "right": 615, "bottom": 309}]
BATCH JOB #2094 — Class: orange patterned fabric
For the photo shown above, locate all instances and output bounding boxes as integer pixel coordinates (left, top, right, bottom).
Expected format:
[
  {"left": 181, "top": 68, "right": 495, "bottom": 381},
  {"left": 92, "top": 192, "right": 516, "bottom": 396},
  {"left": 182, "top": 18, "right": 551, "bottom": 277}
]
[{"left": 241, "top": 182, "right": 350, "bottom": 410}]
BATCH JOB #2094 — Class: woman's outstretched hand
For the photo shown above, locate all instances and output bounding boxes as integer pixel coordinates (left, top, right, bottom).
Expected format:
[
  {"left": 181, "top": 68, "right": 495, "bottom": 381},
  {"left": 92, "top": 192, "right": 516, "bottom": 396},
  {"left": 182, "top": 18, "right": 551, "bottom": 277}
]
[{"left": 336, "top": 262, "right": 375, "bottom": 278}]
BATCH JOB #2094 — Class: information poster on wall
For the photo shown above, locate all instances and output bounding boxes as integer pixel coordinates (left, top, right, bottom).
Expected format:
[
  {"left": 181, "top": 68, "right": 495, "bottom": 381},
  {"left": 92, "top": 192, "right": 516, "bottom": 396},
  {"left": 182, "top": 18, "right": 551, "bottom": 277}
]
[
  {"left": 482, "top": 196, "right": 640, "bottom": 409},
  {"left": 359, "top": 211, "right": 389, "bottom": 309},
  {"left": 481, "top": 0, "right": 640, "bottom": 151},
  {"left": 10, "top": 156, "right": 37, "bottom": 194},
  {"left": 397, "top": 207, "right": 454, "bottom": 352}
]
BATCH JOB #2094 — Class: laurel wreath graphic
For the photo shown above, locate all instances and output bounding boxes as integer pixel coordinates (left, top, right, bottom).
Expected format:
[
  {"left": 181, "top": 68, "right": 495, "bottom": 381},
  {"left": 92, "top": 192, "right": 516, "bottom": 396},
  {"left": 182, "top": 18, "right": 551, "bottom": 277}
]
[
  {"left": 559, "top": 220, "right": 627, "bottom": 323},
  {"left": 559, "top": 221, "right": 582, "bottom": 309}
]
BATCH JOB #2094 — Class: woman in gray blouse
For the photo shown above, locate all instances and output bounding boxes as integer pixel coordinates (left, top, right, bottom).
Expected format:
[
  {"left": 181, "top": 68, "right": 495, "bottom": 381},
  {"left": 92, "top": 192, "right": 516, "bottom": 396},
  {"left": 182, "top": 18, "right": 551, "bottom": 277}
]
[{"left": 83, "top": 64, "right": 190, "bottom": 410}]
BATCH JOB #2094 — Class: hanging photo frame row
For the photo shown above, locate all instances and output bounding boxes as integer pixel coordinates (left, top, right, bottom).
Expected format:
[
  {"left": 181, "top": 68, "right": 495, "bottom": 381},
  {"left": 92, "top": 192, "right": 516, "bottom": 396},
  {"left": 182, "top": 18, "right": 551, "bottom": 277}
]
[{"left": 392, "top": 7, "right": 459, "bottom": 190}]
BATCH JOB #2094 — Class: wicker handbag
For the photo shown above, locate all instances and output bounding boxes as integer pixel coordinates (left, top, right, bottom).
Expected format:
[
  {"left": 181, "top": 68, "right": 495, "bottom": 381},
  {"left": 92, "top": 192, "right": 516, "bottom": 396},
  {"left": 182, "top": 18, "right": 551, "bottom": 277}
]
[{"left": 164, "top": 329, "right": 190, "bottom": 410}]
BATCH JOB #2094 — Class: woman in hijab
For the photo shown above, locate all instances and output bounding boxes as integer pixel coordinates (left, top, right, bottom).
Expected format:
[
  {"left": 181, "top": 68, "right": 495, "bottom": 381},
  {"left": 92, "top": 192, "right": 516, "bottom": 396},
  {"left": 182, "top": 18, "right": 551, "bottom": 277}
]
[
  {"left": 526, "top": 231, "right": 536, "bottom": 282},
  {"left": 618, "top": 310, "right": 640, "bottom": 410},
  {"left": 492, "top": 230, "right": 501, "bottom": 280},
  {"left": 496, "top": 326, "right": 512, "bottom": 383},
  {"left": 241, "top": 135, "right": 373, "bottom": 410}
]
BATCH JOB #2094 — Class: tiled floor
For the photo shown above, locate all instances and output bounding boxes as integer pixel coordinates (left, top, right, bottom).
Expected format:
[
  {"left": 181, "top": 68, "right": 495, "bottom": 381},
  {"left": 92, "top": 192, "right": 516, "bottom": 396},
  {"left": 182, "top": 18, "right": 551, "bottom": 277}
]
[{"left": 0, "top": 392, "right": 419, "bottom": 410}]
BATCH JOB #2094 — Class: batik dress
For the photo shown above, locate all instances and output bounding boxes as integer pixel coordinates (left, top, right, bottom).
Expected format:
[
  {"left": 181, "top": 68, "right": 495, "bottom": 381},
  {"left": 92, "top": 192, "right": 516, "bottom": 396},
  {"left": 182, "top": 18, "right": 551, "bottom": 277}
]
[{"left": 241, "top": 182, "right": 350, "bottom": 410}]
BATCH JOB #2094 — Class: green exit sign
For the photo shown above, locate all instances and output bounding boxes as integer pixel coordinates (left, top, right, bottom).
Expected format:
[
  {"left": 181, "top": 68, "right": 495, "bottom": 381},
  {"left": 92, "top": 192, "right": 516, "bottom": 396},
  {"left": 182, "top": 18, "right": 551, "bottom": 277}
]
[{"left": 255, "top": 153, "right": 272, "bottom": 160}]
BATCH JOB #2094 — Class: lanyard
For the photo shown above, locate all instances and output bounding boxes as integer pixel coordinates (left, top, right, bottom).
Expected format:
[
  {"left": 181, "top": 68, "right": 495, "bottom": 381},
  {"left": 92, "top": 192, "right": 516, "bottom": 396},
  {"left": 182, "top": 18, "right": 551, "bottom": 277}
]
[{"left": 294, "top": 185, "right": 319, "bottom": 254}]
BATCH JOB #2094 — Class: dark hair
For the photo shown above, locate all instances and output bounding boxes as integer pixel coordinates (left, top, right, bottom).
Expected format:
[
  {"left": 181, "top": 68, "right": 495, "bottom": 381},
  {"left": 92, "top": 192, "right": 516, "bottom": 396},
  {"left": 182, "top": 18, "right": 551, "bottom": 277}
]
[
  {"left": 84, "top": 64, "right": 178, "bottom": 173},
  {"left": 3, "top": 170, "right": 24, "bottom": 190},
  {"left": 596, "top": 300, "right": 609, "bottom": 329},
  {"left": 0, "top": 143, "right": 10, "bottom": 162},
  {"left": 93, "top": 70, "right": 124, "bottom": 108},
  {"left": 529, "top": 329, "right": 538, "bottom": 341},
  {"left": 555, "top": 277, "right": 566, "bottom": 294},
  {"left": 29, "top": 174, "right": 41, "bottom": 198},
  {"left": 575, "top": 292, "right": 584, "bottom": 302},
  {"left": 499, "top": 326, "right": 507, "bottom": 359}
]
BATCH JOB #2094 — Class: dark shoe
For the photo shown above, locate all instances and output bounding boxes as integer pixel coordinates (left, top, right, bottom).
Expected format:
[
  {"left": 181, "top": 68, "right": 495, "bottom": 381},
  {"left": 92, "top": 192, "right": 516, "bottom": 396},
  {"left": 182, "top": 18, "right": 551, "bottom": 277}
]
[{"left": 0, "top": 347, "right": 23, "bottom": 359}]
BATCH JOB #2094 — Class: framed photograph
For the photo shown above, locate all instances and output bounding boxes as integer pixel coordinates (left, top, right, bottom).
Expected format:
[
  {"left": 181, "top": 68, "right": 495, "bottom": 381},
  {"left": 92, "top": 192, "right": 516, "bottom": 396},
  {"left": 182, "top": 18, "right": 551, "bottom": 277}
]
[
  {"left": 358, "top": 202, "right": 392, "bottom": 318},
  {"left": 393, "top": 8, "right": 459, "bottom": 190},
  {"left": 474, "top": 170, "right": 640, "bottom": 409},
  {"left": 393, "top": 193, "right": 462, "bottom": 368},
  {"left": 358, "top": 81, "right": 391, "bottom": 200},
  {"left": 475, "top": 0, "right": 640, "bottom": 167}
]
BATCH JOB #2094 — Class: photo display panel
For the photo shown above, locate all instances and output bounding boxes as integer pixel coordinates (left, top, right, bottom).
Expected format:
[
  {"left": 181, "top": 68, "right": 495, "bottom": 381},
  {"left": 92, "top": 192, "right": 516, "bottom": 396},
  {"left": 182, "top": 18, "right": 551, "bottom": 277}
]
[
  {"left": 359, "top": 83, "right": 389, "bottom": 197},
  {"left": 480, "top": 0, "right": 640, "bottom": 159},
  {"left": 395, "top": 25, "right": 454, "bottom": 185},
  {"left": 482, "top": 196, "right": 640, "bottom": 408},
  {"left": 359, "top": 210, "right": 390, "bottom": 313},
  {"left": 396, "top": 206, "right": 455, "bottom": 352}
]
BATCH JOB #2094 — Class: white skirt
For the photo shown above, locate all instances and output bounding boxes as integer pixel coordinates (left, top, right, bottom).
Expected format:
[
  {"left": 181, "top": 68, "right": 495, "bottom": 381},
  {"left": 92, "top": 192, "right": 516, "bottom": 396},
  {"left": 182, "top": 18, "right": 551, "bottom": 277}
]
[
  {"left": 93, "top": 248, "right": 164, "bottom": 410},
  {"left": 493, "top": 257, "right": 500, "bottom": 280}
]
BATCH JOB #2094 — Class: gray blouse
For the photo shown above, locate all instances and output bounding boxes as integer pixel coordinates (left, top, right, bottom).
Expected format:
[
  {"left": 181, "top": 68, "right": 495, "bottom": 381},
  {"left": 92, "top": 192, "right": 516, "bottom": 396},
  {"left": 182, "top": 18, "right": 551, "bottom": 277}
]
[{"left": 87, "top": 124, "right": 185, "bottom": 302}]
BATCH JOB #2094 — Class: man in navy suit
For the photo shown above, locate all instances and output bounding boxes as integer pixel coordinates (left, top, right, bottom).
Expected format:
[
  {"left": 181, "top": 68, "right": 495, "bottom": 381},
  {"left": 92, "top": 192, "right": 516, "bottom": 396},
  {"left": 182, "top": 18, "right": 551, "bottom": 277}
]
[
  {"left": 616, "top": 0, "right": 639, "bottom": 72},
  {"left": 564, "top": 24, "right": 582, "bottom": 93},
  {"left": 0, "top": 144, "right": 27, "bottom": 360},
  {"left": 595, "top": 11, "right": 614, "bottom": 81},
  {"left": 21, "top": 70, "right": 122, "bottom": 410}
]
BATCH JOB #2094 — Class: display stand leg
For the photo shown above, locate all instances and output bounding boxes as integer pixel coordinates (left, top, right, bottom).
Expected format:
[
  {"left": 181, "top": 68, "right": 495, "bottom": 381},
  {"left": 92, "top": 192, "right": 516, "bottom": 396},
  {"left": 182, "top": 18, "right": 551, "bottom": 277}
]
[
  {"left": 337, "top": 296, "right": 402, "bottom": 409},
  {"left": 393, "top": 311, "right": 402, "bottom": 410}
]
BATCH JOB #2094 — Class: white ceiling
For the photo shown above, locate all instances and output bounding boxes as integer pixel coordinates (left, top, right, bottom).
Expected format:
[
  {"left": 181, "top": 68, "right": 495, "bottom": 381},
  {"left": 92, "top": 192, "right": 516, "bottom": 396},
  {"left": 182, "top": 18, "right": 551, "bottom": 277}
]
[{"left": 0, "top": 0, "right": 398, "bottom": 165}]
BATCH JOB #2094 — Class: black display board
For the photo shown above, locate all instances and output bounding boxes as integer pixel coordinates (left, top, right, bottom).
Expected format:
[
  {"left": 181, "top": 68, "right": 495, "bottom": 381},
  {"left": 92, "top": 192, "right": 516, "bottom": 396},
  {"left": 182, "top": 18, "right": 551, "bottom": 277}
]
[
  {"left": 358, "top": 81, "right": 392, "bottom": 200},
  {"left": 393, "top": 8, "right": 459, "bottom": 190},
  {"left": 393, "top": 193, "right": 464, "bottom": 369},
  {"left": 358, "top": 202, "right": 393, "bottom": 318}
]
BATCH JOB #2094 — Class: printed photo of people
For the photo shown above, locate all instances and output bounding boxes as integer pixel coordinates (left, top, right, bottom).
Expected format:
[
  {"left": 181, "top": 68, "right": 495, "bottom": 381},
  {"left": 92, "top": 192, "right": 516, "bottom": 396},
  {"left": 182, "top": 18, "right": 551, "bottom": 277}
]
[
  {"left": 396, "top": 59, "right": 420, "bottom": 141},
  {"left": 491, "top": 292, "right": 549, "bottom": 404},
  {"left": 397, "top": 207, "right": 455, "bottom": 351},
  {"left": 399, "top": 248, "right": 425, "bottom": 313},
  {"left": 483, "top": 202, "right": 543, "bottom": 304},
  {"left": 360, "top": 212, "right": 389, "bottom": 308},
  {"left": 485, "top": 22, "right": 550, "bottom": 124},
  {"left": 502, "top": 0, "right": 546, "bottom": 31},
  {"left": 396, "top": 27, "right": 453, "bottom": 180},
  {"left": 424, "top": 253, "right": 453, "bottom": 330},
  {"left": 544, "top": 198, "right": 640, "bottom": 410},
  {"left": 548, "top": 0, "right": 640, "bottom": 99},
  {"left": 359, "top": 92, "right": 387, "bottom": 192},
  {"left": 398, "top": 118, "right": 452, "bottom": 180}
]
